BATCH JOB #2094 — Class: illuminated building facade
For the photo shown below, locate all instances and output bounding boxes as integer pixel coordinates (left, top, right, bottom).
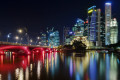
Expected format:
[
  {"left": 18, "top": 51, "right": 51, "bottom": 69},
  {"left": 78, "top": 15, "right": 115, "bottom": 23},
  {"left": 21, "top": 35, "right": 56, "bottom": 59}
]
[
  {"left": 47, "top": 28, "right": 60, "bottom": 47},
  {"left": 40, "top": 33, "right": 47, "bottom": 46},
  {"left": 83, "top": 19, "right": 89, "bottom": 37},
  {"left": 65, "top": 31, "right": 74, "bottom": 45},
  {"left": 71, "top": 18, "right": 91, "bottom": 48},
  {"left": 110, "top": 18, "right": 118, "bottom": 44},
  {"left": 88, "top": 6, "right": 97, "bottom": 44},
  {"left": 96, "top": 9, "right": 105, "bottom": 47},
  {"left": 87, "top": 6, "right": 106, "bottom": 47},
  {"left": 63, "top": 27, "right": 71, "bottom": 44},
  {"left": 72, "top": 18, "right": 84, "bottom": 37},
  {"left": 105, "top": 3, "right": 111, "bottom": 45}
]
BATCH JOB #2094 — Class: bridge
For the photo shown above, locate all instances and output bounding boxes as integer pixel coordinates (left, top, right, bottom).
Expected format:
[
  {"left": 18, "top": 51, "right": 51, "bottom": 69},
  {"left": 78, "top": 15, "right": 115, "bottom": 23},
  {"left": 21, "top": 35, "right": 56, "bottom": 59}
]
[{"left": 0, "top": 41, "right": 57, "bottom": 55}]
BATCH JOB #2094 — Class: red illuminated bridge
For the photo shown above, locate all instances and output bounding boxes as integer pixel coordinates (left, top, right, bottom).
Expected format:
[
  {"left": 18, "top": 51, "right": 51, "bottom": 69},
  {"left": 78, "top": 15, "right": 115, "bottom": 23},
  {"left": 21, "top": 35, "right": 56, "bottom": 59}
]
[{"left": 0, "top": 41, "right": 57, "bottom": 55}]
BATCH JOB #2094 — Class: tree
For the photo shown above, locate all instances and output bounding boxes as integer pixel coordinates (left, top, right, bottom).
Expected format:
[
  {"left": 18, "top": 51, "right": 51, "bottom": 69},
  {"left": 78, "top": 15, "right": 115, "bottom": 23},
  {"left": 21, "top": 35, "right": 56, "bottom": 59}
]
[
  {"left": 72, "top": 40, "right": 86, "bottom": 51},
  {"left": 63, "top": 45, "right": 73, "bottom": 49}
]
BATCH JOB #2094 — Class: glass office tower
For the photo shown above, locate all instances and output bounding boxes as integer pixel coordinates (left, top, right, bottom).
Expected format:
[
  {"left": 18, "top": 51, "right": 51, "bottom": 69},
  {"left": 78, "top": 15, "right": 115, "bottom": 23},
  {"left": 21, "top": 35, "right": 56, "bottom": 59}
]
[{"left": 105, "top": 3, "right": 112, "bottom": 45}]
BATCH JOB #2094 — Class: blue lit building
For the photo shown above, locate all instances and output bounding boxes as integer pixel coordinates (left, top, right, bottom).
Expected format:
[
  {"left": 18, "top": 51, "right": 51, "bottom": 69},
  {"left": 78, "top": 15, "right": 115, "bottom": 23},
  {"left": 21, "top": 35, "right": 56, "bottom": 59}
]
[
  {"left": 47, "top": 28, "right": 60, "bottom": 48},
  {"left": 40, "top": 33, "right": 47, "bottom": 46},
  {"left": 72, "top": 18, "right": 84, "bottom": 37},
  {"left": 64, "top": 31, "right": 74, "bottom": 45},
  {"left": 88, "top": 6, "right": 97, "bottom": 43}
]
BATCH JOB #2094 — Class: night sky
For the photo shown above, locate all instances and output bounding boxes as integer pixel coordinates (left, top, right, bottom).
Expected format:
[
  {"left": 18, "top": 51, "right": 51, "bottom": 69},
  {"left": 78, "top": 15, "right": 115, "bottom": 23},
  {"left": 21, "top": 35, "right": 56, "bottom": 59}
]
[{"left": 0, "top": 0, "right": 119, "bottom": 42}]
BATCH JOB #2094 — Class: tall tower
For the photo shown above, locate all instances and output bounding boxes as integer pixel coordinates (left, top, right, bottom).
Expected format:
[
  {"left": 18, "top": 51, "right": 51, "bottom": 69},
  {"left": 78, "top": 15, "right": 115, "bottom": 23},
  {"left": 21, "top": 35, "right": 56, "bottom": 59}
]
[
  {"left": 96, "top": 9, "right": 105, "bottom": 47},
  {"left": 105, "top": 3, "right": 111, "bottom": 45},
  {"left": 63, "top": 27, "right": 70, "bottom": 44},
  {"left": 110, "top": 18, "right": 118, "bottom": 44},
  {"left": 97, "top": 9, "right": 101, "bottom": 46},
  {"left": 88, "top": 6, "right": 97, "bottom": 45}
]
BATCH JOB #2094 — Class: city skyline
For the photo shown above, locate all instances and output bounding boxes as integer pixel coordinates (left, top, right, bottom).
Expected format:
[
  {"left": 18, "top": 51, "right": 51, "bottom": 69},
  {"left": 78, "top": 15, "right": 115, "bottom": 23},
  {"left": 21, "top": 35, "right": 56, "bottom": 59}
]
[
  {"left": 0, "top": 0, "right": 119, "bottom": 39},
  {"left": 0, "top": 1, "right": 120, "bottom": 80}
]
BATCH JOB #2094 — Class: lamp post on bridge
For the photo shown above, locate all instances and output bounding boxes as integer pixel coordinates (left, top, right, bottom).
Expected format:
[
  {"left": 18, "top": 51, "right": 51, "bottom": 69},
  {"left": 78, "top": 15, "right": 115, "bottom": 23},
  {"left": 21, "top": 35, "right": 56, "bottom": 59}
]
[
  {"left": 30, "top": 39, "right": 33, "bottom": 45},
  {"left": 35, "top": 36, "right": 40, "bottom": 45},
  {"left": 15, "top": 36, "right": 19, "bottom": 43},
  {"left": 17, "top": 27, "right": 30, "bottom": 45},
  {"left": 17, "top": 29, "right": 23, "bottom": 44},
  {"left": 7, "top": 33, "right": 12, "bottom": 42},
  {"left": 25, "top": 33, "right": 30, "bottom": 45}
]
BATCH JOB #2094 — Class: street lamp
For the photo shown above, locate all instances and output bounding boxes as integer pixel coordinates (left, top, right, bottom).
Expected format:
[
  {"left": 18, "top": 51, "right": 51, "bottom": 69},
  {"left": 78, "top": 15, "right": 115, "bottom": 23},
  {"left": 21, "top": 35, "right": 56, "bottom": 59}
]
[
  {"left": 36, "top": 36, "right": 40, "bottom": 45},
  {"left": 17, "top": 29, "right": 23, "bottom": 34},
  {"left": 15, "top": 36, "right": 19, "bottom": 43},
  {"left": 37, "top": 36, "right": 40, "bottom": 40},
  {"left": 17, "top": 29, "right": 24, "bottom": 44},
  {"left": 39, "top": 42, "right": 41, "bottom": 45},
  {"left": 7, "top": 33, "right": 11, "bottom": 42},
  {"left": 30, "top": 39, "right": 33, "bottom": 43},
  {"left": 25, "top": 33, "right": 30, "bottom": 45},
  {"left": 30, "top": 39, "right": 33, "bottom": 45}
]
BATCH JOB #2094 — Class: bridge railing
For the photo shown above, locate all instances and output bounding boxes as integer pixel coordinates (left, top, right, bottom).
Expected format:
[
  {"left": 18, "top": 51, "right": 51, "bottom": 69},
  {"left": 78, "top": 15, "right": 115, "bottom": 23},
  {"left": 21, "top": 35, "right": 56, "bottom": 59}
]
[{"left": 0, "top": 41, "right": 50, "bottom": 48}]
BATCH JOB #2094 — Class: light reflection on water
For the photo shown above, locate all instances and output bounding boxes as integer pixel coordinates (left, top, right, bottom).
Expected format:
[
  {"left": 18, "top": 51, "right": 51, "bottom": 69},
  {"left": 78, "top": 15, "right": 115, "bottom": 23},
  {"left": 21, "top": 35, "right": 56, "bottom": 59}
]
[{"left": 0, "top": 51, "right": 119, "bottom": 80}]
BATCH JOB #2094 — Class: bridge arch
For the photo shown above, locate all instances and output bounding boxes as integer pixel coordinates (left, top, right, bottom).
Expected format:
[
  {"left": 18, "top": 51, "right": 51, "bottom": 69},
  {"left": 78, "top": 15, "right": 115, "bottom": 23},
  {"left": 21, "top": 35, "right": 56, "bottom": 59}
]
[{"left": 0, "top": 45, "right": 31, "bottom": 55}]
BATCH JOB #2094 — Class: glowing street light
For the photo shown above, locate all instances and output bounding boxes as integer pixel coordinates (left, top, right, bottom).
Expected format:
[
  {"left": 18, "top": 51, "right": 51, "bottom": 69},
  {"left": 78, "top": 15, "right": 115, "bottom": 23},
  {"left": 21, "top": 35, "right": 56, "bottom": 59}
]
[
  {"left": 17, "top": 29, "right": 23, "bottom": 44},
  {"left": 15, "top": 36, "right": 19, "bottom": 40},
  {"left": 17, "top": 29, "right": 23, "bottom": 34},
  {"left": 35, "top": 37, "right": 40, "bottom": 45},
  {"left": 39, "top": 42, "right": 41, "bottom": 44},
  {"left": 7, "top": 33, "right": 12, "bottom": 42},
  {"left": 30, "top": 39, "right": 33, "bottom": 43},
  {"left": 37, "top": 37, "right": 40, "bottom": 40},
  {"left": 30, "top": 39, "right": 33, "bottom": 45},
  {"left": 15, "top": 36, "right": 19, "bottom": 43}
]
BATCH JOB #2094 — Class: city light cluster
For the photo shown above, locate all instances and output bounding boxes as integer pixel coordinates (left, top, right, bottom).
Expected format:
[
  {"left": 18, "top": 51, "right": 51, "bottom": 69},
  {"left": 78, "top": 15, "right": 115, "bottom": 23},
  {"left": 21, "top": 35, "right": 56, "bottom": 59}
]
[{"left": 63, "top": 3, "right": 118, "bottom": 48}]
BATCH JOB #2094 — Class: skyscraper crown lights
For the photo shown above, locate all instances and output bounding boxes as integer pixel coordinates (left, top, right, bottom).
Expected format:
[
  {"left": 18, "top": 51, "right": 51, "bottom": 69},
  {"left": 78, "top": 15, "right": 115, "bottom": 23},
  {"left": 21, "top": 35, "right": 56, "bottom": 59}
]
[
  {"left": 106, "top": 3, "right": 111, "bottom": 5},
  {"left": 76, "top": 18, "right": 84, "bottom": 23},
  {"left": 88, "top": 6, "right": 96, "bottom": 10}
]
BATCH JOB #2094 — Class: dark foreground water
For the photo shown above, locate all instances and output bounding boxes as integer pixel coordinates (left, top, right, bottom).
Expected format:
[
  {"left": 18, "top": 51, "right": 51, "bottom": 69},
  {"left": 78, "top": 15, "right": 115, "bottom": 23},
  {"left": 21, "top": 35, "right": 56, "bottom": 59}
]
[{"left": 0, "top": 51, "right": 120, "bottom": 80}]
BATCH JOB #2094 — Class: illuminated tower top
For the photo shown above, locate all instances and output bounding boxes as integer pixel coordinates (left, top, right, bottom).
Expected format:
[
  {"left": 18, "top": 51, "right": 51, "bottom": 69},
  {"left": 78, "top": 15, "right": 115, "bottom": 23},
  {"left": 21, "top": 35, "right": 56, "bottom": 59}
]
[{"left": 105, "top": 2, "right": 111, "bottom": 5}]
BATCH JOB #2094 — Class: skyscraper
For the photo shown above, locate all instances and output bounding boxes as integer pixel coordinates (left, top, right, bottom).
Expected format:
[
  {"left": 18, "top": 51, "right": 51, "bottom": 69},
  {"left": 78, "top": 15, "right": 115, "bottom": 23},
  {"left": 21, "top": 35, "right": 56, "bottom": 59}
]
[
  {"left": 72, "top": 18, "right": 84, "bottom": 37},
  {"left": 96, "top": 9, "right": 105, "bottom": 47},
  {"left": 110, "top": 18, "right": 118, "bottom": 44},
  {"left": 47, "top": 28, "right": 60, "bottom": 47},
  {"left": 63, "top": 27, "right": 70, "bottom": 44},
  {"left": 105, "top": 3, "right": 112, "bottom": 45},
  {"left": 88, "top": 6, "right": 97, "bottom": 46},
  {"left": 40, "top": 33, "right": 47, "bottom": 46},
  {"left": 83, "top": 19, "right": 89, "bottom": 37}
]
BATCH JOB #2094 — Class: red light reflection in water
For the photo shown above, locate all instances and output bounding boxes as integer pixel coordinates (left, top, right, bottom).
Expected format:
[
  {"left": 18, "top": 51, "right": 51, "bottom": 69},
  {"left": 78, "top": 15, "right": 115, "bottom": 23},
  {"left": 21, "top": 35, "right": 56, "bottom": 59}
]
[
  {"left": 0, "top": 55, "right": 3, "bottom": 64},
  {"left": 0, "top": 51, "right": 57, "bottom": 76},
  {"left": 0, "top": 54, "right": 31, "bottom": 72},
  {"left": 0, "top": 46, "right": 31, "bottom": 55},
  {"left": 13, "top": 55, "right": 15, "bottom": 64}
]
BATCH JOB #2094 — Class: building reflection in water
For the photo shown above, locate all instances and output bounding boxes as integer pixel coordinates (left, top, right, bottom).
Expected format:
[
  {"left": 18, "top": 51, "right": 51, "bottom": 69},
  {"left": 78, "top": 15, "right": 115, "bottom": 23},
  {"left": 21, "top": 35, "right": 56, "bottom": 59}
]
[
  {"left": 25, "top": 67, "right": 29, "bottom": 80},
  {"left": 8, "top": 72, "right": 11, "bottom": 80},
  {"left": 0, "top": 51, "right": 119, "bottom": 80},
  {"left": 110, "top": 53, "right": 117, "bottom": 80},
  {"left": 59, "top": 51, "right": 119, "bottom": 80},
  {"left": 18, "top": 68, "right": 24, "bottom": 80},
  {"left": 0, "top": 74, "right": 2, "bottom": 80},
  {"left": 15, "top": 68, "right": 19, "bottom": 79},
  {"left": 37, "top": 61, "right": 41, "bottom": 79}
]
